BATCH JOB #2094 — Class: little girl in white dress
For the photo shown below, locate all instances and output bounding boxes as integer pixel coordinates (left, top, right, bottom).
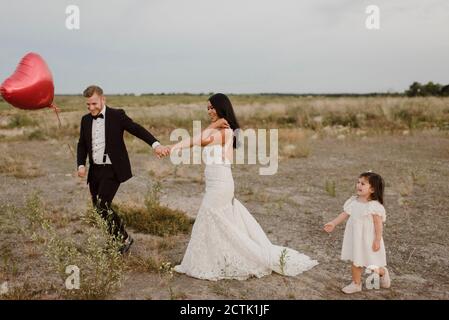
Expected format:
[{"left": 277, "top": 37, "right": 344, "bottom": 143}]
[{"left": 324, "top": 171, "right": 391, "bottom": 294}]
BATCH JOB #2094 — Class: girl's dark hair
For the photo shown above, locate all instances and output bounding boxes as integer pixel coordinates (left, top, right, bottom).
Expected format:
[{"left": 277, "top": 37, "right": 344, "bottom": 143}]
[
  {"left": 208, "top": 93, "right": 241, "bottom": 148},
  {"left": 360, "top": 171, "right": 385, "bottom": 204}
]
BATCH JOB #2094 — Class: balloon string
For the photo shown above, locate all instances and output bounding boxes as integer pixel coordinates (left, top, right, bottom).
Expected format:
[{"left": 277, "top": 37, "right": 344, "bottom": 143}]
[
  {"left": 67, "top": 144, "right": 75, "bottom": 158},
  {"left": 50, "top": 103, "right": 62, "bottom": 128},
  {"left": 50, "top": 103, "right": 75, "bottom": 158}
]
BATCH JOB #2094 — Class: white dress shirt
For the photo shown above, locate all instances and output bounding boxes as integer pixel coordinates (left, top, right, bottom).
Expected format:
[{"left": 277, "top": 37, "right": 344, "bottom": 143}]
[
  {"left": 78, "top": 105, "right": 161, "bottom": 170},
  {"left": 91, "top": 105, "right": 112, "bottom": 165}
]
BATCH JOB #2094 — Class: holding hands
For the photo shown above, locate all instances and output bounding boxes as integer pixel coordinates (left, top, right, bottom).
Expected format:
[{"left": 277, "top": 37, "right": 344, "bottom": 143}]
[
  {"left": 162, "top": 118, "right": 230, "bottom": 156},
  {"left": 154, "top": 145, "right": 171, "bottom": 158}
]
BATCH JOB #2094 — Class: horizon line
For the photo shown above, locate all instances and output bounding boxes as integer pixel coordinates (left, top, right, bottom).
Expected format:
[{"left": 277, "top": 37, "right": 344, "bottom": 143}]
[{"left": 53, "top": 91, "right": 407, "bottom": 96}]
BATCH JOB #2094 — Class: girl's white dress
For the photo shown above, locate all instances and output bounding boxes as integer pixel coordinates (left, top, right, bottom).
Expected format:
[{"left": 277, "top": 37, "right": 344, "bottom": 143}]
[
  {"left": 174, "top": 144, "right": 318, "bottom": 280},
  {"left": 341, "top": 196, "right": 387, "bottom": 268}
]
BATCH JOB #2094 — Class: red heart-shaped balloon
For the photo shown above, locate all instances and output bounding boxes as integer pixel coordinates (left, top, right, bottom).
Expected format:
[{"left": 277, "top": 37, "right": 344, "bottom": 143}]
[{"left": 1, "top": 52, "right": 55, "bottom": 110}]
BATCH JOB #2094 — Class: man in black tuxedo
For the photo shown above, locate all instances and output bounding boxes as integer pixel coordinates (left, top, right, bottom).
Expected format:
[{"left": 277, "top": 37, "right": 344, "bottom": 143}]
[{"left": 77, "top": 85, "right": 169, "bottom": 254}]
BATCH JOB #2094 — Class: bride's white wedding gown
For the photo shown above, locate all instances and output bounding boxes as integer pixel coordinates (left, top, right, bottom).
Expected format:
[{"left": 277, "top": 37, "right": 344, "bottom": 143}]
[{"left": 174, "top": 144, "right": 318, "bottom": 280}]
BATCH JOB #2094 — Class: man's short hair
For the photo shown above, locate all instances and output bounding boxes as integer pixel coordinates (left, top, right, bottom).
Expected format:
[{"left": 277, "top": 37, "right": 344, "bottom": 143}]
[{"left": 83, "top": 85, "right": 104, "bottom": 97}]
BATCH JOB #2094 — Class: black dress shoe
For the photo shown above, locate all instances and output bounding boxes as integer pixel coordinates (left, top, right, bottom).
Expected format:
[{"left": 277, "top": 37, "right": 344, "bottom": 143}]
[{"left": 119, "top": 236, "right": 134, "bottom": 255}]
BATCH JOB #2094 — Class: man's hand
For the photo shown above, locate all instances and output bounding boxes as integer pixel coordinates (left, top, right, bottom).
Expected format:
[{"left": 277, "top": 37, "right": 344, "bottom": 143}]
[
  {"left": 78, "top": 166, "right": 86, "bottom": 178},
  {"left": 154, "top": 145, "right": 170, "bottom": 158}
]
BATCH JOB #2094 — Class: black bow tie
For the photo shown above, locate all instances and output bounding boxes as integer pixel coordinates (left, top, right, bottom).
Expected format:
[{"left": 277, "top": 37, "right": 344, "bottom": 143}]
[{"left": 91, "top": 113, "right": 104, "bottom": 120}]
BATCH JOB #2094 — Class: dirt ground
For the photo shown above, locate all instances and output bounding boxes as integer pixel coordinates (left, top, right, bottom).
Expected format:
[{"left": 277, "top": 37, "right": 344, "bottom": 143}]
[{"left": 1, "top": 127, "right": 448, "bottom": 300}]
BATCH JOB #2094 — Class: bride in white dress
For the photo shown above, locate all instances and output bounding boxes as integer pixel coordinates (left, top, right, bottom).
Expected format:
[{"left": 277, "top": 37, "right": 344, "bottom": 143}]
[{"left": 169, "top": 93, "right": 318, "bottom": 281}]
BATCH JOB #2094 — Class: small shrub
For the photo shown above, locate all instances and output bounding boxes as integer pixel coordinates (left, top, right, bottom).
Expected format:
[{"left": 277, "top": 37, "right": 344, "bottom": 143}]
[
  {"left": 325, "top": 180, "right": 336, "bottom": 197},
  {"left": 116, "top": 183, "right": 194, "bottom": 237}
]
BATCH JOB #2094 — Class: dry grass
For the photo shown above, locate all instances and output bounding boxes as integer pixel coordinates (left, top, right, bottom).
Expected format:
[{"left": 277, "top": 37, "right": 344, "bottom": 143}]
[
  {"left": 278, "top": 128, "right": 311, "bottom": 158},
  {"left": 0, "top": 153, "right": 43, "bottom": 179},
  {"left": 0, "top": 282, "right": 38, "bottom": 300},
  {"left": 325, "top": 180, "right": 337, "bottom": 197},
  {"left": 0, "top": 114, "right": 38, "bottom": 129},
  {"left": 1, "top": 96, "right": 448, "bottom": 145},
  {"left": 5, "top": 194, "right": 127, "bottom": 299},
  {"left": 127, "top": 253, "right": 168, "bottom": 273},
  {"left": 115, "top": 183, "right": 194, "bottom": 237}
]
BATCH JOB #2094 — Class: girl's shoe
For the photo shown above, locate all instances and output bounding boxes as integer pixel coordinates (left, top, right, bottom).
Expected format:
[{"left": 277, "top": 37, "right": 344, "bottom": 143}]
[
  {"left": 380, "top": 267, "right": 391, "bottom": 288},
  {"left": 342, "top": 282, "right": 362, "bottom": 294}
]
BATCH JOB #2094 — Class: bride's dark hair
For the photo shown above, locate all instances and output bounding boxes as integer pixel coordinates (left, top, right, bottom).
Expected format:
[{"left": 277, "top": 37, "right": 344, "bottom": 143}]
[{"left": 208, "top": 93, "right": 241, "bottom": 149}]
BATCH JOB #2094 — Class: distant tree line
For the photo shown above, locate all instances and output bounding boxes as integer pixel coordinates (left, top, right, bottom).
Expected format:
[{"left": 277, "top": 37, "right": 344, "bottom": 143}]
[
  {"left": 405, "top": 81, "right": 449, "bottom": 97},
  {"left": 3, "top": 84, "right": 448, "bottom": 99},
  {"left": 140, "top": 92, "right": 213, "bottom": 96}
]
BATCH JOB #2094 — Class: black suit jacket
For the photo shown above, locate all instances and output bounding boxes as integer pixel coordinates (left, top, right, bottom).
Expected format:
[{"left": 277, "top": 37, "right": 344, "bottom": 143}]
[{"left": 77, "top": 106, "right": 158, "bottom": 183}]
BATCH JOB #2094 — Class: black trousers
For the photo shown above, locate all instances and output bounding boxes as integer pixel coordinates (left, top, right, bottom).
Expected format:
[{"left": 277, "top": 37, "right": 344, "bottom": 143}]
[{"left": 88, "top": 164, "right": 128, "bottom": 241}]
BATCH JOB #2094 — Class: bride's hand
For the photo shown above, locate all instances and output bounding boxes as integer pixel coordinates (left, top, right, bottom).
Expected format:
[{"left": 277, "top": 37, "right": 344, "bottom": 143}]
[{"left": 209, "top": 118, "right": 230, "bottom": 130}]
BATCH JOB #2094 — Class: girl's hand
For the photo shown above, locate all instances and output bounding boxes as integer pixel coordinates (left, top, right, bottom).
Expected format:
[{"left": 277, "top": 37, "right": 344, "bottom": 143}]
[
  {"left": 323, "top": 222, "right": 335, "bottom": 233},
  {"left": 372, "top": 239, "right": 381, "bottom": 252}
]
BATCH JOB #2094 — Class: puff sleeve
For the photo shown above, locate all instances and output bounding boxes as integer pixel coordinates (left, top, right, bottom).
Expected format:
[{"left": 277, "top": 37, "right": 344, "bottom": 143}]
[
  {"left": 343, "top": 196, "right": 356, "bottom": 215},
  {"left": 368, "top": 201, "right": 386, "bottom": 222}
]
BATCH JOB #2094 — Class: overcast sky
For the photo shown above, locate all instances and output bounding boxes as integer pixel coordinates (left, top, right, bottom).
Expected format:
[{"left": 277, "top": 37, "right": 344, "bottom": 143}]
[{"left": 1, "top": 0, "right": 448, "bottom": 94}]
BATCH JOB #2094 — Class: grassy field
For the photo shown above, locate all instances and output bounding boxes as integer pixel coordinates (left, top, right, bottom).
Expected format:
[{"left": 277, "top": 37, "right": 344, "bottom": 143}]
[{"left": 0, "top": 95, "right": 448, "bottom": 299}]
